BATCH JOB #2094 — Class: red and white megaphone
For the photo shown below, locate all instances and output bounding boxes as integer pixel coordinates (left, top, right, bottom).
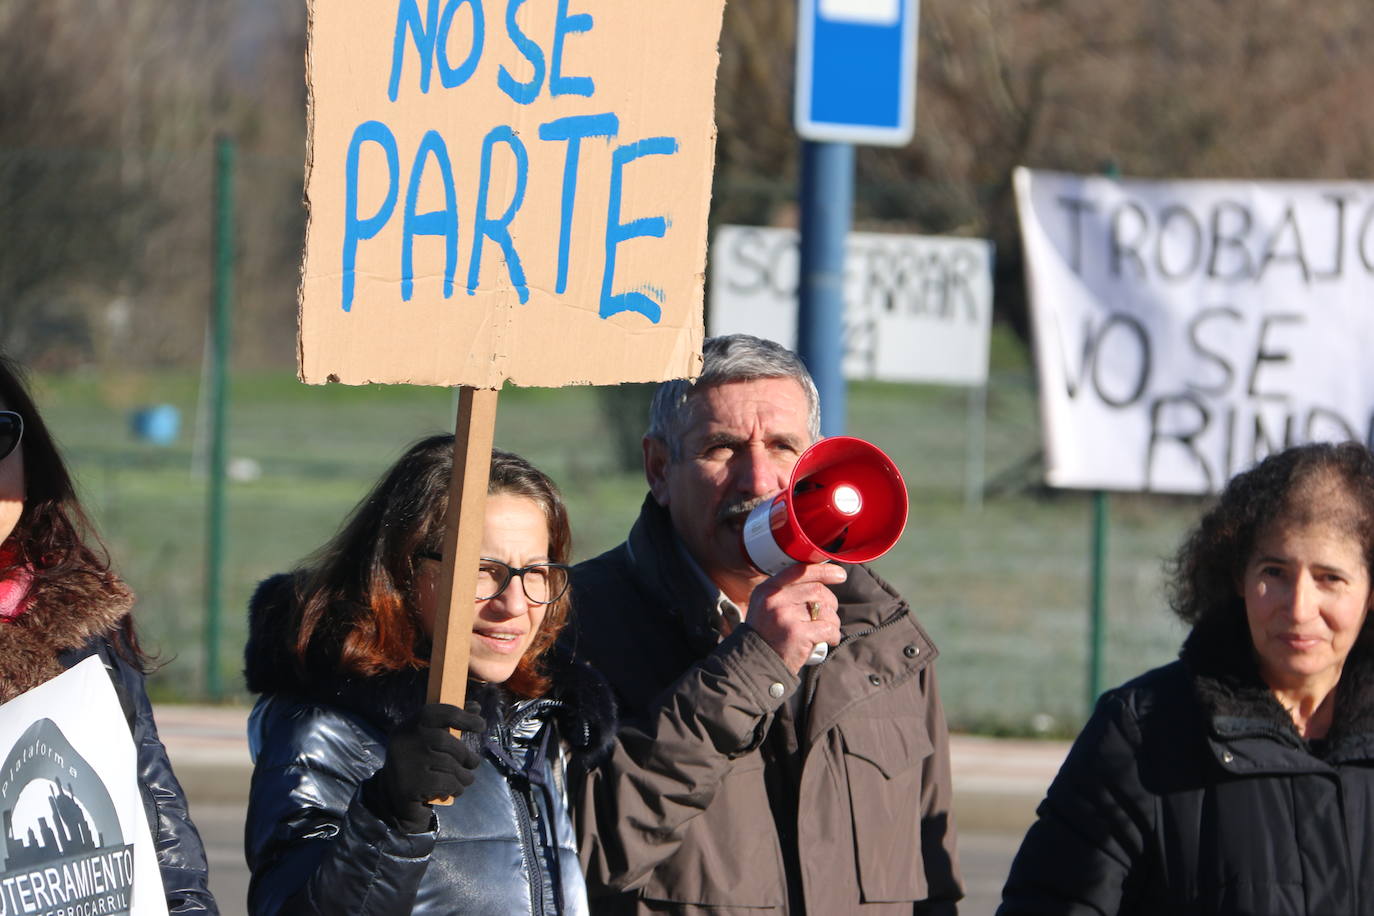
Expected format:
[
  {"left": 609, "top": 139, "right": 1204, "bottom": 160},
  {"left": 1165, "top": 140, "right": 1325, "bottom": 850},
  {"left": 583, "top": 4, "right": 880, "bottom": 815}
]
[
  {"left": 739, "top": 436, "right": 908, "bottom": 664},
  {"left": 741, "top": 435, "right": 909, "bottom": 576}
]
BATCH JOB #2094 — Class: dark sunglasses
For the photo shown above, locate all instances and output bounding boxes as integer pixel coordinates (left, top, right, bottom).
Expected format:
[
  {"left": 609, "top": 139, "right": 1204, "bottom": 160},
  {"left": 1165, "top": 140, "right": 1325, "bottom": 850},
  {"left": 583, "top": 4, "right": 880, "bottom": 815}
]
[{"left": 0, "top": 411, "right": 22, "bottom": 463}]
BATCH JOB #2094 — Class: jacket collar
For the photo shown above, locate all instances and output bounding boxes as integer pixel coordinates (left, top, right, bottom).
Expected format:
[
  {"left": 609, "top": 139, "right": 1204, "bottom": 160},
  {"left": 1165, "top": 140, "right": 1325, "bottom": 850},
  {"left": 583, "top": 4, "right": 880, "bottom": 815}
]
[
  {"left": 1183, "top": 611, "right": 1374, "bottom": 767},
  {"left": 243, "top": 573, "right": 425, "bottom": 732},
  {"left": 626, "top": 498, "right": 720, "bottom": 607},
  {"left": 624, "top": 496, "right": 734, "bottom": 654},
  {"left": 0, "top": 567, "right": 131, "bottom": 704}
]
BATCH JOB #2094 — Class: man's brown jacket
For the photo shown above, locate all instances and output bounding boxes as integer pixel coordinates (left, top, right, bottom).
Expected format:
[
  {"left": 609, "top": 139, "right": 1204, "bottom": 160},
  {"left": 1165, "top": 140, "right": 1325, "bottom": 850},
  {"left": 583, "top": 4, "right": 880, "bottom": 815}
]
[{"left": 565, "top": 497, "right": 963, "bottom": 914}]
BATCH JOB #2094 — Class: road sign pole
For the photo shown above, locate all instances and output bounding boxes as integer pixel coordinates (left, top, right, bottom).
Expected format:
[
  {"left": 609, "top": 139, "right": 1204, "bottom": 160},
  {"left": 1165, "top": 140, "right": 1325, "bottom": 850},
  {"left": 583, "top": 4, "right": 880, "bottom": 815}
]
[
  {"left": 795, "top": 0, "right": 918, "bottom": 436},
  {"left": 1086, "top": 160, "right": 1119, "bottom": 714},
  {"left": 797, "top": 139, "right": 853, "bottom": 437}
]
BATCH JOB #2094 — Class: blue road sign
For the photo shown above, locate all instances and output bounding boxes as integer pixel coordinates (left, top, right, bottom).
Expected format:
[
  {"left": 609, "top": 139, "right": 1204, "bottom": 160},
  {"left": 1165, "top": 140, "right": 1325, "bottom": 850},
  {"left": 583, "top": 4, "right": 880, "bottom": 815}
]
[{"left": 794, "top": 0, "right": 918, "bottom": 146}]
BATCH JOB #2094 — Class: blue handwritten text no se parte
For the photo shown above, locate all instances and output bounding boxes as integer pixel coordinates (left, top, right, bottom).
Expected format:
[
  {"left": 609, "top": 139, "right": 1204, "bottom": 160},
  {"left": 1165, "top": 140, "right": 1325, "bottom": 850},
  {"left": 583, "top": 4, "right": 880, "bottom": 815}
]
[{"left": 339, "top": 0, "right": 678, "bottom": 323}]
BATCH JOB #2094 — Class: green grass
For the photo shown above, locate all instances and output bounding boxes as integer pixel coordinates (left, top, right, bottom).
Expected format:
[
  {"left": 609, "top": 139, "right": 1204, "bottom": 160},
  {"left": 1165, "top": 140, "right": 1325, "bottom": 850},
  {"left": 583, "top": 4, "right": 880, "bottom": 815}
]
[{"left": 35, "top": 334, "right": 1209, "bottom": 733}]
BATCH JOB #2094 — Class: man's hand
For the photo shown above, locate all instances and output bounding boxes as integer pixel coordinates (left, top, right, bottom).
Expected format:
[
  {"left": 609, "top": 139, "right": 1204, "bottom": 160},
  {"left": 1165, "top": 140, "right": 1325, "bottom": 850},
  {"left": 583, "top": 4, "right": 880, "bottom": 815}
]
[{"left": 745, "top": 563, "right": 846, "bottom": 674}]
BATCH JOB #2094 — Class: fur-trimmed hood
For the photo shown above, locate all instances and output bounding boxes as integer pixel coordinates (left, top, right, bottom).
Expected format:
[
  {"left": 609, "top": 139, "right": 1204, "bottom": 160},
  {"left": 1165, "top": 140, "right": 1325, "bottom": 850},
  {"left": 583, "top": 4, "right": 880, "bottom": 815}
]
[
  {"left": 0, "top": 567, "right": 132, "bottom": 704},
  {"left": 1182, "top": 610, "right": 1374, "bottom": 754},
  {"left": 243, "top": 572, "right": 616, "bottom": 767}
]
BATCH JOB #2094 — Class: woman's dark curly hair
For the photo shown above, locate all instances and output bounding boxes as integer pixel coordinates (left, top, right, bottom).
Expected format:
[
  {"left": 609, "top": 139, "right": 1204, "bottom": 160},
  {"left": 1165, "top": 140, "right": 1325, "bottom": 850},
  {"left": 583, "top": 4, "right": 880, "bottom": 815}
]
[
  {"left": 292, "top": 437, "right": 572, "bottom": 699},
  {"left": 1168, "top": 441, "right": 1374, "bottom": 628}
]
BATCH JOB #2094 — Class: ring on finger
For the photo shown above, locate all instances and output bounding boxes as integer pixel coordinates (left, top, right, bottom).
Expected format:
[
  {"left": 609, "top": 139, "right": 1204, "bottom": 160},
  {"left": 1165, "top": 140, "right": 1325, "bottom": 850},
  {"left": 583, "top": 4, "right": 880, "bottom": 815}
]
[{"left": 806, "top": 600, "right": 822, "bottom": 621}]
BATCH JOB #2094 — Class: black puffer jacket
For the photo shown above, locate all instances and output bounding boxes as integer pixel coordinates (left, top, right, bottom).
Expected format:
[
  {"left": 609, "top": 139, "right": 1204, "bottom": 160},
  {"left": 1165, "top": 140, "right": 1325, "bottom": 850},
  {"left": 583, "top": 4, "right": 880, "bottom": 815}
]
[
  {"left": 999, "top": 612, "right": 1374, "bottom": 915},
  {"left": 0, "top": 570, "right": 216, "bottom": 913},
  {"left": 243, "top": 573, "right": 616, "bottom": 916}
]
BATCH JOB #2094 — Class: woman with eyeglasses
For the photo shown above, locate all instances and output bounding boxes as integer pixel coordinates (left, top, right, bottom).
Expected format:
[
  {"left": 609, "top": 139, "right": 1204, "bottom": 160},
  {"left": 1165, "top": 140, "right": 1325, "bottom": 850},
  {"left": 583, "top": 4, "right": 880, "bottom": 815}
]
[
  {"left": 243, "top": 437, "right": 615, "bottom": 915},
  {"left": 0, "top": 356, "right": 216, "bottom": 912}
]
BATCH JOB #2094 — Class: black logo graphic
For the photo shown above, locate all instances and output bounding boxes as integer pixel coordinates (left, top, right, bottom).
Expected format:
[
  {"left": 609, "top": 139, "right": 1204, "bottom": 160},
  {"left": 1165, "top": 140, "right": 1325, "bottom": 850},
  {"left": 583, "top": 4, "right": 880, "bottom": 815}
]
[{"left": 0, "top": 719, "right": 137, "bottom": 916}]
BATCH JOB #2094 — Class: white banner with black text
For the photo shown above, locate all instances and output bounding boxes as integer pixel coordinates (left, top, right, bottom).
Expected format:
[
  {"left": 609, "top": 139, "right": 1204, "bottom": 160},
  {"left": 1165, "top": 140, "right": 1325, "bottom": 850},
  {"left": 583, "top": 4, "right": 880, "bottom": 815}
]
[{"left": 1016, "top": 167, "right": 1374, "bottom": 493}]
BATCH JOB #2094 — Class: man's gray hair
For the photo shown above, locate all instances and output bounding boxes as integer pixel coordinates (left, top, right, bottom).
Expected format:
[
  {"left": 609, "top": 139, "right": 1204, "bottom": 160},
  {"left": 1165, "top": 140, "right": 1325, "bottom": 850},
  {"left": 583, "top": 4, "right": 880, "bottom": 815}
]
[{"left": 647, "top": 334, "right": 822, "bottom": 459}]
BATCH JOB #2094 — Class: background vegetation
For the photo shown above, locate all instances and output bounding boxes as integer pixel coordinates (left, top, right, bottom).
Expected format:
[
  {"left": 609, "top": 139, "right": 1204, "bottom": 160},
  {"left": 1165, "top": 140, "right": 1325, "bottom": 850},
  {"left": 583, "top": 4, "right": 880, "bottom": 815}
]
[
  {"left": 36, "top": 330, "right": 1198, "bottom": 735},
  {"left": 5, "top": 0, "right": 1373, "bottom": 368}
]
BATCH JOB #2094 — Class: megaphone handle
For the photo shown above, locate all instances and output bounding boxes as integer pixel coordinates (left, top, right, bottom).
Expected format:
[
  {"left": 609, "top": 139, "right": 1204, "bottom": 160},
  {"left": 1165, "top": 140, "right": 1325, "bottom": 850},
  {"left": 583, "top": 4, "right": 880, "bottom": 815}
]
[{"left": 803, "top": 642, "right": 829, "bottom": 666}]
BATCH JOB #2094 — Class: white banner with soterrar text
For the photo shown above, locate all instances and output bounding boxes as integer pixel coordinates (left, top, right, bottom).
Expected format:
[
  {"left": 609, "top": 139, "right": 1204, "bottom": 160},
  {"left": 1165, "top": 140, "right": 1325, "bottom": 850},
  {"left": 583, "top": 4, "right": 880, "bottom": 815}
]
[
  {"left": 1015, "top": 167, "right": 1374, "bottom": 494},
  {"left": 708, "top": 225, "right": 994, "bottom": 386}
]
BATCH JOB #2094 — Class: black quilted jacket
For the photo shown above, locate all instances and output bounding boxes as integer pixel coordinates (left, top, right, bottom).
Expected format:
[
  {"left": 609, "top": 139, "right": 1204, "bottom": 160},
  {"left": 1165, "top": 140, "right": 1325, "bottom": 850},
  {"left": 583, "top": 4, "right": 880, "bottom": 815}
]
[
  {"left": 242, "top": 573, "right": 616, "bottom": 916},
  {"left": 1000, "top": 613, "right": 1374, "bottom": 915}
]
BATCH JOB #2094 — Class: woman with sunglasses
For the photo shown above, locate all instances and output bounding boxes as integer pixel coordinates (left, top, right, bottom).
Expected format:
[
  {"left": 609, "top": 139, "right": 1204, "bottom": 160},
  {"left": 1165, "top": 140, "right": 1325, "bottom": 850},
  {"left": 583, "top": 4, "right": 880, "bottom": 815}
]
[
  {"left": 0, "top": 356, "right": 216, "bottom": 911},
  {"left": 243, "top": 437, "right": 615, "bottom": 915}
]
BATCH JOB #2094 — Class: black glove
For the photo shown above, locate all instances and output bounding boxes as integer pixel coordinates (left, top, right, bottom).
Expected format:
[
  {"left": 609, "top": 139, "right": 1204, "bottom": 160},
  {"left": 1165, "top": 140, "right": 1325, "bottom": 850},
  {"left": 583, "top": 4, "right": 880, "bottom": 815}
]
[{"left": 364, "top": 702, "right": 485, "bottom": 834}]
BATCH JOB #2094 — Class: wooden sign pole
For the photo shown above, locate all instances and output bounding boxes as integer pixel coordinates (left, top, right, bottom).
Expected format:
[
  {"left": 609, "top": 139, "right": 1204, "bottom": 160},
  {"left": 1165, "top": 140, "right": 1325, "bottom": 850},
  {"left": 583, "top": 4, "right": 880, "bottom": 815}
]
[{"left": 427, "top": 386, "right": 500, "bottom": 711}]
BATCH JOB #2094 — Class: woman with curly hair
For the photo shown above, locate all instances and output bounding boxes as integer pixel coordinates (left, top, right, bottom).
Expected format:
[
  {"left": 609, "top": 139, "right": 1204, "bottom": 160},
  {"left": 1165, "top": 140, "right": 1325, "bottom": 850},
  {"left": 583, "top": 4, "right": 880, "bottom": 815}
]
[
  {"left": 1000, "top": 441, "right": 1374, "bottom": 915},
  {"left": 243, "top": 438, "right": 614, "bottom": 915},
  {"left": 0, "top": 354, "right": 215, "bottom": 912}
]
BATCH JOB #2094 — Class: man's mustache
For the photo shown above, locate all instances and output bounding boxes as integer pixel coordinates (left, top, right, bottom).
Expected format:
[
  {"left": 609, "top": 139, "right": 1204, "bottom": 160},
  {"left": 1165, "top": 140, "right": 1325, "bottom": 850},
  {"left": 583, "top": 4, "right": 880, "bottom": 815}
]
[{"left": 717, "top": 495, "right": 770, "bottom": 523}]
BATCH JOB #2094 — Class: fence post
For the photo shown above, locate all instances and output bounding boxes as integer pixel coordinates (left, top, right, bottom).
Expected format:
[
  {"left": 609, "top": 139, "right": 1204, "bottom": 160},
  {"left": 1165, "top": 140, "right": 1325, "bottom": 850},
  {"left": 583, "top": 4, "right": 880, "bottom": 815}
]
[
  {"left": 205, "top": 136, "right": 235, "bottom": 700},
  {"left": 1086, "top": 160, "right": 1120, "bottom": 715},
  {"left": 1087, "top": 490, "right": 1109, "bottom": 711}
]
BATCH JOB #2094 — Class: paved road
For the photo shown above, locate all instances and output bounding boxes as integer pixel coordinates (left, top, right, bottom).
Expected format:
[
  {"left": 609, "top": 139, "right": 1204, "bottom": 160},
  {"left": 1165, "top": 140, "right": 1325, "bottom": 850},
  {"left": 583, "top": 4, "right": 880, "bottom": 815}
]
[{"left": 160, "top": 707, "right": 1063, "bottom": 916}]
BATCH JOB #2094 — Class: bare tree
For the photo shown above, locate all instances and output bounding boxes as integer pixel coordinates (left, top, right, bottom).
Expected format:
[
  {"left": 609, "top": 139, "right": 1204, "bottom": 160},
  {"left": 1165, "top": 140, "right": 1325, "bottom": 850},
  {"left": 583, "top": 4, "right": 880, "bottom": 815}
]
[{"left": 6, "top": 0, "right": 1374, "bottom": 366}]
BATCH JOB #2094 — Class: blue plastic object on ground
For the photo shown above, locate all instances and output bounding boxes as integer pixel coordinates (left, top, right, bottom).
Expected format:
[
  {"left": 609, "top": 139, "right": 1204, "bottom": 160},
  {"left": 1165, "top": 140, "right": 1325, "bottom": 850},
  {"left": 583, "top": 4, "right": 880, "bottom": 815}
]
[{"left": 130, "top": 404, "right": 181, "bottom": 445}]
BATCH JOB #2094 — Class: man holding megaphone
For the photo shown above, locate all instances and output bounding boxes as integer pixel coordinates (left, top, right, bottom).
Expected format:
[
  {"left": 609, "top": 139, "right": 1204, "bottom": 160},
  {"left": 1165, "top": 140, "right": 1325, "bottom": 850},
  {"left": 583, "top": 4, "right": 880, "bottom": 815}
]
[{"left": 567, "top": 335, "right": 963, "bottom": 914}]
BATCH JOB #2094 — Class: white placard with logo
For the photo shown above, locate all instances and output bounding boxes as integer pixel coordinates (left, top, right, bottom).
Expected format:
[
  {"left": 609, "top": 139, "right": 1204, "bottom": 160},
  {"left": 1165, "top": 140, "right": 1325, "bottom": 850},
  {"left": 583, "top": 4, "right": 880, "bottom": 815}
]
[
  {"left": 708, "top": 225, "right": 994, "bottom": 386},
  {"left": 0, "top": 656, "right": 168, "bottom": 916},
  {"left": 1016, "top": 167, "right": 1374, "bottom": 494}
]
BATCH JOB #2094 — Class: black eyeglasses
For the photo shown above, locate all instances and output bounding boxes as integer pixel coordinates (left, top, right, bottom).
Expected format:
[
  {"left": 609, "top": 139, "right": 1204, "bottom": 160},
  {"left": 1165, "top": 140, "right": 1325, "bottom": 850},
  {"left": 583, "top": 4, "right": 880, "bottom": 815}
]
[
  {"left": 419, "top": 553, "right": 570, "bottom": 605},
  {"left": 0, "top": 412, "right": 22, "bottom": 463}
]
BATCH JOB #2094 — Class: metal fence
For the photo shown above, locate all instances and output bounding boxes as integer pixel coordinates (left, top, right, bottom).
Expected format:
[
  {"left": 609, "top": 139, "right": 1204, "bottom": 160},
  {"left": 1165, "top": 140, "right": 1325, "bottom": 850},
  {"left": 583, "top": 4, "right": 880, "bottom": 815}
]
[{"left": 8, "top": 142, "right": 1201, "bottom": 735}]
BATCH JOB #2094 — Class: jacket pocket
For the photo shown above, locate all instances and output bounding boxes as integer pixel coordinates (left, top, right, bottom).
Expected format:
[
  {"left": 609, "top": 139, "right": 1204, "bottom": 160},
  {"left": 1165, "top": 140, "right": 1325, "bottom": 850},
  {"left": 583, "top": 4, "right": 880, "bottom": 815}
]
[
  {"left": 840, "top": 718, "right": 933, "bottom": 903},
  {"left": 640, "top": 752, "right": 787, "bottom": 908}
]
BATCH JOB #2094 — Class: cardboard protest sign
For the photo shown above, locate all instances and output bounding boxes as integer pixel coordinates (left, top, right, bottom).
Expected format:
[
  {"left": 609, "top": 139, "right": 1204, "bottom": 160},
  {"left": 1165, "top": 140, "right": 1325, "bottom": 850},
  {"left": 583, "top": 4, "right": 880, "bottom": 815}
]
[
  {"left": 0, "top": 657, "right": 167, "bottom": 916},
  {"left": 300, "top": 2, "right": 723, "bottom": 716},
  {"left": 709, "top": 225, "right": 994, "bottom": 386},
  {"left": 299, "top": 0, "right": 723, "bottom": 388},
  {"left": 1016, "top": 168, "right": 1374, "bottom": 494}
]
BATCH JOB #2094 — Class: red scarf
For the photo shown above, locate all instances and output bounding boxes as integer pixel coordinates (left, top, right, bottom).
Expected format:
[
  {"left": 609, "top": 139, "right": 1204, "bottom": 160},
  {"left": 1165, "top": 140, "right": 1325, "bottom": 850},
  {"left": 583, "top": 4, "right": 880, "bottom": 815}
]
[{"left": 0, "top": 542, "right": 34, "bottom": 621}]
